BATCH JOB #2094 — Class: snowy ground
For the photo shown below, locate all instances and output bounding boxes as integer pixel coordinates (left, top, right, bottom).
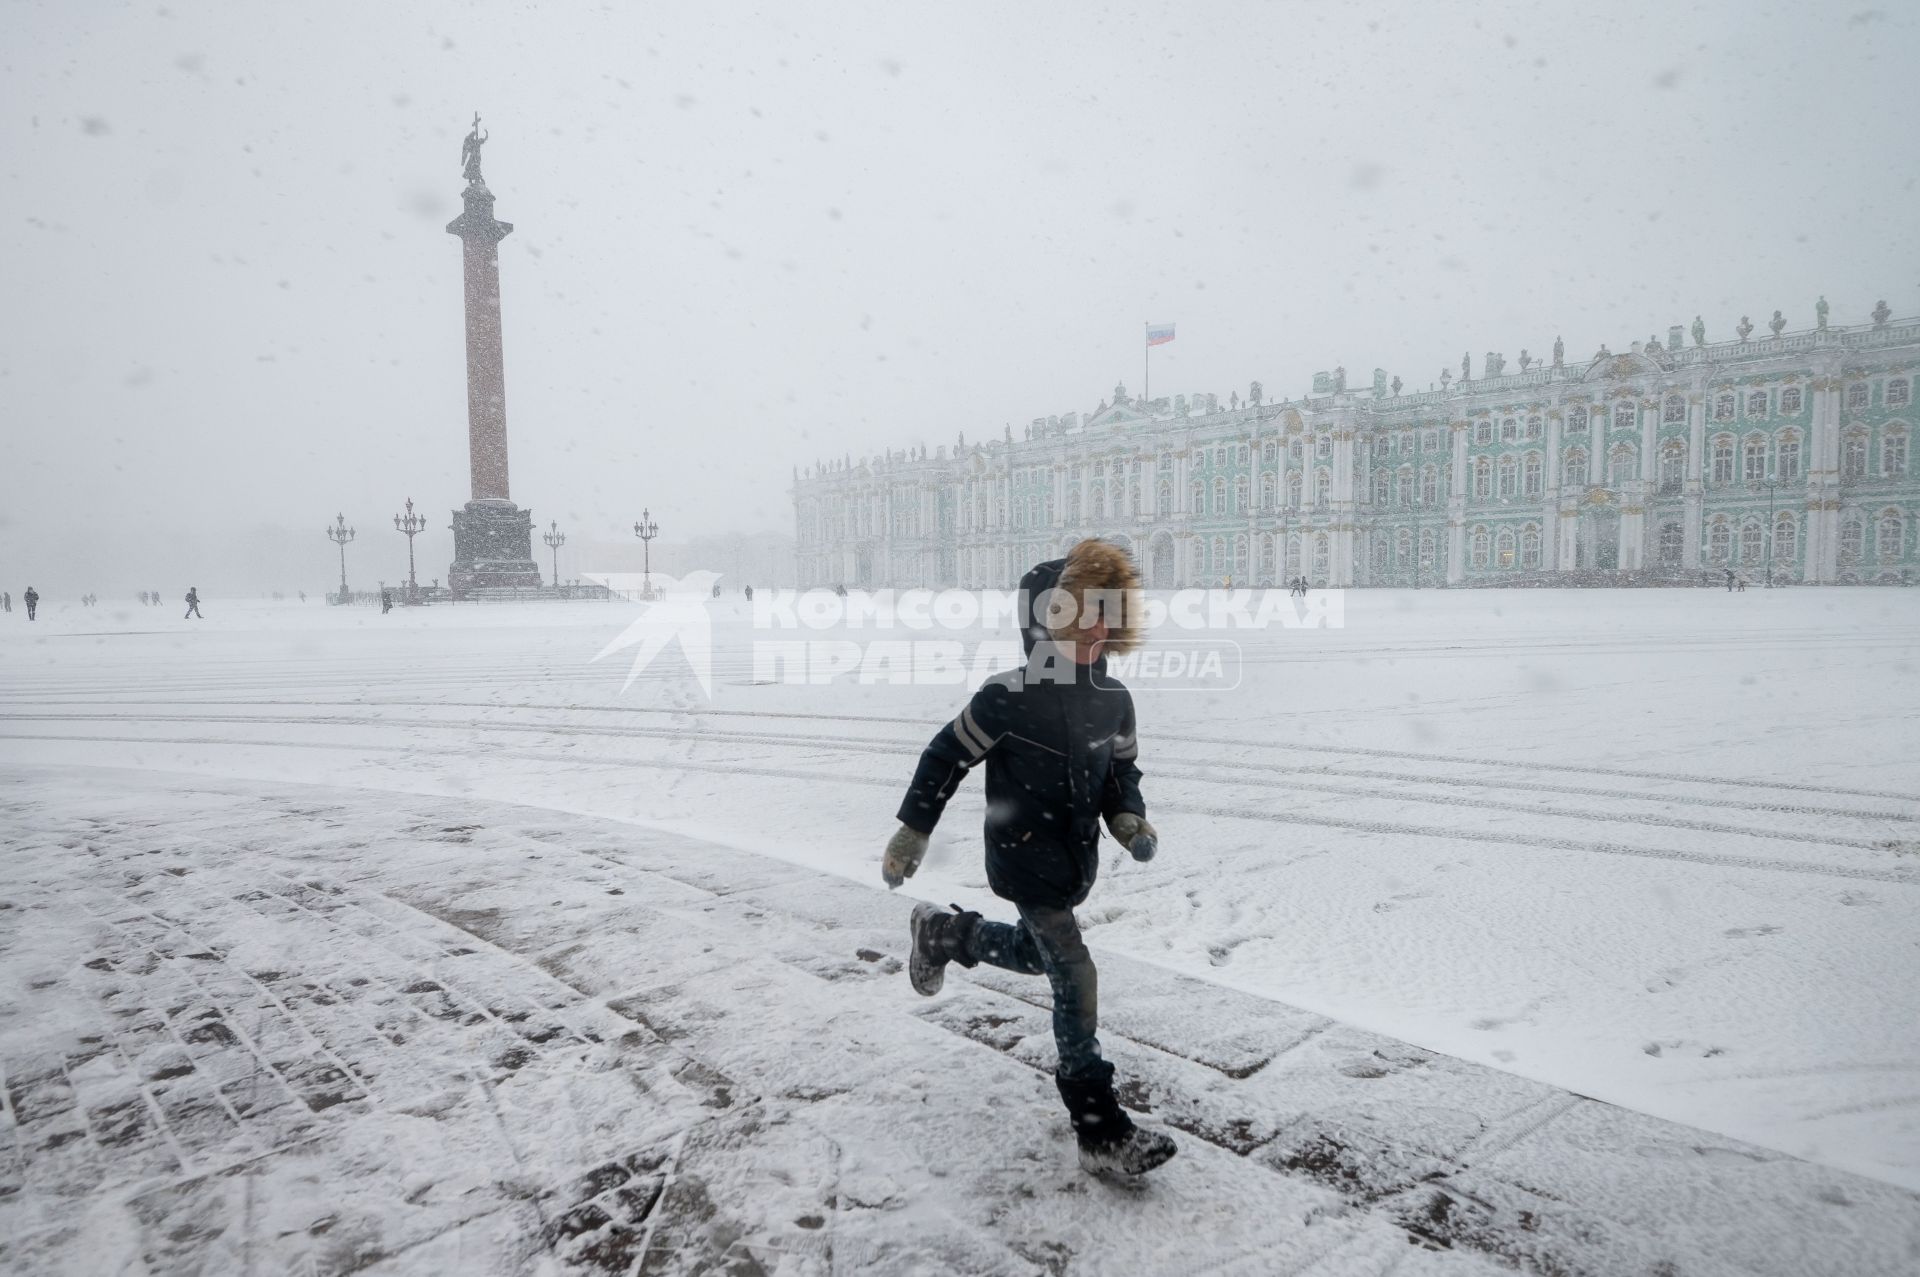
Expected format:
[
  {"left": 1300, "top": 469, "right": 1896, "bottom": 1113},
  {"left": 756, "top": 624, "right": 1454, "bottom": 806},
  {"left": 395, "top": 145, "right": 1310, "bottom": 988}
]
[{"left": 3, "top": 588, "right": 1918, "bottom": 1273}]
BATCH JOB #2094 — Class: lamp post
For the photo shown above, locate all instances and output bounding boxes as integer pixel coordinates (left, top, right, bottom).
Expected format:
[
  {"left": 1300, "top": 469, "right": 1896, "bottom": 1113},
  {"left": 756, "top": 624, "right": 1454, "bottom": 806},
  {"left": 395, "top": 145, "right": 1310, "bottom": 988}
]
[
  {"left": 393, "top": 497, "right": 426, "bottom": 603},
  {"left": 1750, "top": 473, "right": 1781, "bottom": 587},
  {"left": 543, "top": 520, "right": 566, "bottom": 589},
  {"left": 633, "top": 508, "right": 660, "bottom": 600},
  {"left": 326, "top": 514, "right": 355, "bottom": 604}
]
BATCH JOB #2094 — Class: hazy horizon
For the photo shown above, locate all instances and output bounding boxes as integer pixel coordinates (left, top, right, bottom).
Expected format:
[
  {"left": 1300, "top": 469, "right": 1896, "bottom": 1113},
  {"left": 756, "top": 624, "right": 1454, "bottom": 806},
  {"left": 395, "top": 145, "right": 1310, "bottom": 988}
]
[{"left": 4, "top": 0, "right": 1915, "bottom": 596}]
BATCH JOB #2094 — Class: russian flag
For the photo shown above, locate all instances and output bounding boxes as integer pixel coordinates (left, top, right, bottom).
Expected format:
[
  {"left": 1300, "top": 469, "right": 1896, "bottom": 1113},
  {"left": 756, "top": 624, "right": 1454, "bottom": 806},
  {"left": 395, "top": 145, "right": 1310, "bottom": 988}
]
[{"left": 1145, "top": 322, "right": 1176, "bottom": 347}]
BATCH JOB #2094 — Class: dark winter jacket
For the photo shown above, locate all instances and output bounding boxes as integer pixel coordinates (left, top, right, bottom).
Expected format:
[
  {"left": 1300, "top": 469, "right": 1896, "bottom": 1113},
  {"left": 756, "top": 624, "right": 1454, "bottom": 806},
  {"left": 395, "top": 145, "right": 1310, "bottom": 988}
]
[{"left": 896, "top": 547, "right": 1147, "bottom": 909}]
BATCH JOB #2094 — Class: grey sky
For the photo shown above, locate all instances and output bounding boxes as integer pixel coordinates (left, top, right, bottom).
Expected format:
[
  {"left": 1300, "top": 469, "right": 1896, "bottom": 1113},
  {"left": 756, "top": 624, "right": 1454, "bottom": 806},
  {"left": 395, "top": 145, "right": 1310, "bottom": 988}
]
[{"left": 3, "top": 0, "right": 1914, "bottom": 594}]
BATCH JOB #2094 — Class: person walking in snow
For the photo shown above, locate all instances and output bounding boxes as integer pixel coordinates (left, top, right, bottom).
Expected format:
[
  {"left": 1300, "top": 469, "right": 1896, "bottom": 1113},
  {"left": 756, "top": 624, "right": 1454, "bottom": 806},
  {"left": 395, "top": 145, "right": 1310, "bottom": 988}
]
[
  {"left": 881, "top": 538, "right": 1176, "bottom": 1177},
  {"left": 184, "top": 587, "right": 202, "bottom": 619},
  {"left": 1724, "top": 567, "right": 1736, "bottom": 592},
  {"left": 24, "top": 587, "right": 38, "bottom": 620},
  {"left": 1, "top": 591, "right": 9, "bottom": 613}
]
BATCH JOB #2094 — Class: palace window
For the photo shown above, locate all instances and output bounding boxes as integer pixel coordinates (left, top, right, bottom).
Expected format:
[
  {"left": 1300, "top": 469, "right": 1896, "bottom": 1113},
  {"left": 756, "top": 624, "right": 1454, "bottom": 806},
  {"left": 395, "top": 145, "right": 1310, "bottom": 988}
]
[
  {"left": 1235, "top": 475, "right": 1249, "bottom": 511},
  {"left": 1315, "top": 469, "right": 1332, "bottom": 502},
  {"left": 1235, "top": 534, "right": 1249, "bottom": 574},
  {"left": 1400, "top": 431, "right": 1415, "bottom": 452},
  {"left": 1422, "top": 464, "right": 1439, "bottom": 505},
  {"left": 1261, "top": 536, "right": 1277, "bottom": 577},
  {"left": 1496, "top": 527, "right": 1516, "bottom": 568},
  {"left": 1263, "top": 441, "right": 1277, "bottom": 463},
  {"left": 1156, "top": 480, "right": 1171, "bottom": 512},
  {"left": 1316, "top": 435, "right": 1332, "bottom": 460},
  {"left": 1475, "top": 420, "right": 1493, "bottom": 445},
  {"left": 1773, "top": 434, "right": 1799, "bottom": 481},
  {"left": 1744, "top": 436, "right": 1768, "bottom": 482},
  {"left": 1501, "top": 418, "right": 1519, "bottom": 443},
  {"left": 1781, "top": 386, "right": 1803, "bottom": 414},
  {"left": 1474, "top": 456, "right": 1492, "bottom": 499},
  {"left": 1312, "top": 533, "right": 1329, "bottom": 577},
  {"left": 1261, "top": 473, "right": 1276, "bottom": 510},
  {"left": 1189, "top": 481, "right": 1203, "bottom": 512},
  {"left": 1397, "top": 527, "right": 1413, "bottom": 563},
  {"left": 1286, "top": 471, "right": 1302, "bottom": 506},
  {"left": 1563, "top": 449, "right": 1587, "bottom": 488},
  {"left": 1708, "top": 518, "right": 1731, "bottom": 562},
  {"left": 1842, "top": 433, "right": 1868, "bottom": 482},
  {"left": 1741, "top": 520, "right": 1764, "bottom": 564},
  {"left": 1213, "top": 477, "right": 1227, "bottom": 512},
  {"left": 1239, "top": 445, "right": 1250, "bottom": 466},
  {"left": 1160, "top": 452, "right": 1174, "bottom": 473},
  {"left": 1610, "top": 444, "right": 1637, "bottom": 487},
  {"left": 1374, "top": 470, "right": 1391, "bottom": 504},
  {"left": 1376, "top": 436, "right": 1391, "bottom": 458},
  {"left": 1067, "top": 491, "right": 1082, "bottom": 523},
  {"left": 1470, "top": 527, "right": 1490, "bottom": 569},
  {"left": 1527, "top": 416, "right": 1543, "bottom": 440},
  {"left": 1847, "top": 383, "right": 1869, "bottom": 411},
  {"left": 1288, "top": 532, "right": 1303, "bottom": 567},
  {"left": 1889, "top": 379, "right": 1911, "bottom": 408},
  {"left": 1613, "top": 403, "right": 1636, "bottom": 431},
  {"left": 1498, "top": 455, "right": 1518, "bottom": 498},
  {"left": 1289, "top": 440, "right": 1304, "bottom": 463},
  {"left": 1747, "top": 390, "right": 1768, "bottom": 418},
  {"left": 1568, "top": 407, "right": 1588, "bottom": 432},
  {"left": 1521, "top": 524, "right": 1541, "bottom": 568},
  {"left": 1711, "top": 436, "right": 1735, "bottom": 484},
  {"left": 1664, "top": 395, "right": 1686, "bottom": 424},
  {"left": 1419, "top": 528, "right": 1437, "bottom": 569},
  {"left": 1659, "top": 443, "right": 1685, "bottom": 494},
  {"left": 1774, "top": 514, "right": 1797, "bottom": 565},
  {"left": 1423, "top": 430, "right": 1439, "bottom": 451},
  {"left": 1091, "top": 486, "right": 1105, "bottom": 519},
  {"left": 1658, "top": 522, "right": 1684, "bottom": 564},
  {"left": 1212, "top": 537, "right": 1226, "bottom": 572},
  {"left": 1840, "top": 516, "right": 1863, "bottom": 562},
  {"left": 1877, "top": 510, "right": 1904, "bottom": 559},
  {"left": 1714, "top": 394, "right": 1735, "bottom": 421},
  {"left": 1884, "top": 428, "right": 1908, "bottom": 478},
  {"left": 1400, "top": 465, "right": 1415, "bottom": 506}
]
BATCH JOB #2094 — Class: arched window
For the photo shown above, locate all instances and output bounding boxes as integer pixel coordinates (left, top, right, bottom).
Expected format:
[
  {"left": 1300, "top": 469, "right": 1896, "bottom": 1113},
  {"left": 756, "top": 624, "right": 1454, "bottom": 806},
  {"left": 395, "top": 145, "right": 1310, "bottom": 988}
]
[
  {"left": 1714, "top": 394, "right": 1735, "bottom": 422},
  {"left": 1372, "top": 537, "right": 1389, "bottom": 571},
  {"left": 1067, "top": 491, "right": 1082, "bottom": 523},
  {"left": 1260, "top": 473, "right": 1276, "bottom": 510},
  {"left": 1526, "top": 416, "right": 1544, "bottom": 440},
  {"left": 1777, "top": 433, "right": 1801, "bottom": 482},
  {"left": 1262, "top": 441, "right": 1277, "bottom": 463},
  {"left": 1419, "top": 528, "right": 1437, "bottom": 569},
  {"left": 1774, "top": 514, "right": 1797, "bottom": 566},
  {"left": 1780, "top": 387, "right": 1803, "bottom": 414},
  {"left": 1397, "top": 527, "right": 1413, "bottom": 563},
  {"left": 1260, "top": 535, "right": 1276, "bottom": 577},
  {"left": 1474, "top": 456, "right": 1492, "bottom": 499},
  {"left": 1090, "top": 485, "right": 1105, "bottom": 519},
  {"left": 1495, "top": 526, "right": 1517, "bottom": 568},
  {"left": 1213, "top": 477, "right": 1228, "bottom": 513},
  {"left": 1563, "top": 449, "right": 1587, "bottom": 488},
  {"left": 1315, "top": 469, "right": 1332, "bottom": 502},
  {"left": 1847, "top": 383, "right": 1869, "bottom": 411},
  {"left": 1842, "top": 433, "right": 1868, "bottom": 482},
  {"left": 1470, "top": 527, "right": 1491, "bottom": 569},
  {"left": 1740, "top": 519, "right": 1764, "bottom": 564},
  {"left": 1521, "top": 524, "right": 1542, "bottom": 568},
  {"left": 1421, "top": 465, "right": 1439, "bottom": 505},
  {"left": 1288, "top": 531, "right": 1303, "bottom": 569},
  {"left": 1289, "top": 439, "right": 1304, "bottom": 463},
  {"left": 1664, "top": 395, "right": 1686, "bottom": 424},
  {"left": 1497, "top": 455, "right": 1519, "bottom": 498},
  {"left": 1475, "top": 420, "right": 1493, "bottom": 445},
  {"left": 1212, "top": 536, "right": 1227, "bottom": 574},
  {"left": 1235, "top": 475, "right": 1249, "bottom": 512},
  {"left": 1889, "top": 379, "right": 1911, "bottom": 408},
  {"left": 1839, "top": 515, "right": 1863, "bottom": 562},
  {"left": 1286, "top": 471, "right": 1302, "bottom": 506},
  {"left": 1708, "top": 517, "right": 1731, "bottom": 562},
  {"left": 1883, "top": 427, "right": 1908, "bottom": 478},
  {"left": 1746, "top": 390, "right": 1768, "bottom": 418},
  {"left": 1189, "top": 481, "right": 1204, "bottom": 513},
  {"left": 1399, "top": 465, "right": 1415, "bottom": 506},
  {"left": 1501, "top": 418, "right": 1519, "bottom": 443},
  {"left": 1312, "top": 533, "right": 1329, "bottom": 578},
  {"left": 1658, "top": 522, "right": 1684, "bottom": 564},
  {"left": 1610, "top": 444, "right": 1637, "bottom": 487},
  {"left": 1878, "top": 510, "right": 1905, "bottom": 560},
  {"left": 1316, "top": 435, "right": 1332, "bottom": 460},
  {"left": 1743, "top": 435, "right": 1768, "bottom": 482},
  {"left": 1711, "top": 436, "right": 1735, "bottom": 484},
  {"left": 1613, "top": 403, "right": 1637, "bottom": 431},
  {"left": 1568, "top": 407, "right": 1588, "bottom": 432},
  {"left": 1374, "top": 470, "right": 1391, "bottom": 504},
  {"left": 1156, "top": 480, "right": 1171, "bottom": 513}
]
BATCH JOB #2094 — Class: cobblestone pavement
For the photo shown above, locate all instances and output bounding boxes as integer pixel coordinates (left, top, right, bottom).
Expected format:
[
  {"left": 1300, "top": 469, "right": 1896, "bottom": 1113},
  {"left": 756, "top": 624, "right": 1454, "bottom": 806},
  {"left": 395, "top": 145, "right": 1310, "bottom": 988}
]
[{"left": 3, "top": 766, "right": 1916, "bottom": 1275}]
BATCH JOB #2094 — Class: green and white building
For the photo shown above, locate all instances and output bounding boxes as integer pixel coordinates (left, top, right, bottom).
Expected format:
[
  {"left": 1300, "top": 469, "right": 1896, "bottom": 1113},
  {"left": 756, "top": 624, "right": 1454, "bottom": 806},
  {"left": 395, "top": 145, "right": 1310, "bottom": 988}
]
[{"left": 793, "top": 306, "right": 1918, "bottom": 588}]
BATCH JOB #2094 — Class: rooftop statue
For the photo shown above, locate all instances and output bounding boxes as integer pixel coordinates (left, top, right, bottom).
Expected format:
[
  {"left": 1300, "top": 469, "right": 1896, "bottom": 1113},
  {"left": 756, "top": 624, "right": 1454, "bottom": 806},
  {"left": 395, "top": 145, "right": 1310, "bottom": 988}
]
[
  {"left": 460, "top": 112, "right": 488, "bottom": 184},
  {"left": 1552, "top": 335, "right": 1564, "bottom": 367},
  {"left": 1769, "top": 310, "right": 1786, "bottom": 337},
  {"left": 1816, "top": 296, "right": 1829, "bottom": 330},
  {"left": 1692, "top": 315, "right": 1705, "bottom": 346},
  {"left": 1873, "top": 299, "right": 1891, "bottom": 328}
]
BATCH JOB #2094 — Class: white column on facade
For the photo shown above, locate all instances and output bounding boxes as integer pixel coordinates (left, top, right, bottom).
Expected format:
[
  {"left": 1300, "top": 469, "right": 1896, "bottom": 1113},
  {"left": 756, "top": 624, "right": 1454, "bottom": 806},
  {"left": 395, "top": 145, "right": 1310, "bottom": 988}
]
[
  {"left": 1543, "top": 407, "right": 1563, "bottom": 567},
  {"left": 1588, "top": 406, "right": 1606, "bottom": 486},
  {"left": 1447, "top": 420, "right": 1468, "bottom": 584},
  {"left": 1683, "top": 392, "right": 1706, "bottom": 565},
  {"left": 1807, "top": 367, "right": 1842, "bottom": 583}
]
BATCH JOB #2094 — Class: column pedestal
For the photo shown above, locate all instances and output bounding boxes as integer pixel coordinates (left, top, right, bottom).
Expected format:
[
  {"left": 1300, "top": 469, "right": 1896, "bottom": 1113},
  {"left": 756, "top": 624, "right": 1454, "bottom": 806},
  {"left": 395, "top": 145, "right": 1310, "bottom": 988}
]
[{"left": 449, "top": 499, "right": 540, "bottom": 592}]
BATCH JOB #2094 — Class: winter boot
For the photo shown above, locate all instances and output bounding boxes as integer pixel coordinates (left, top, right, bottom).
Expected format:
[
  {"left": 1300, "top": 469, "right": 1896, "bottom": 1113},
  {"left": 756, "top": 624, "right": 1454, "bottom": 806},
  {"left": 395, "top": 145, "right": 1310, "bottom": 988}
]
[
  {"left": 1056, "top": 1071, "right": 1177, "bottom": 1177},
  {"left": 908, "top": 902, "right": 981, "bottom": 996}
]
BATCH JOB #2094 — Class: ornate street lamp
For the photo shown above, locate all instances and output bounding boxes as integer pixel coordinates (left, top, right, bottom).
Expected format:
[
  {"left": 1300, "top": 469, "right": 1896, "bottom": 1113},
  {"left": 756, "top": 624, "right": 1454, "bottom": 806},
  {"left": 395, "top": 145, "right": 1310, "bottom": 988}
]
[
  {"left": 393, "top": 497, "right": 426, "bottom": 603},
  {"left": 326, "top": 514, "right": 355, "bottom": 604},
  {"left": 543, "top": 520, "right": 566, "bottom": 587},
  {"left": 633, "top": 508, "right": 660, "bottom": 600}
]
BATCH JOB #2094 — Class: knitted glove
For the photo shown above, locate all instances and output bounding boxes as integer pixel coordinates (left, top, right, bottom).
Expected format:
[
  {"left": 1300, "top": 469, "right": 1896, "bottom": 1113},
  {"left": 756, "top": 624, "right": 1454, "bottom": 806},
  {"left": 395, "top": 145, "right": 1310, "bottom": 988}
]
[
  {"left": 1106, "top": 812, "right": 1158, "bottom": 863},
  {"left": 881, "top": 824, "right": 929, "bottom": 889}
]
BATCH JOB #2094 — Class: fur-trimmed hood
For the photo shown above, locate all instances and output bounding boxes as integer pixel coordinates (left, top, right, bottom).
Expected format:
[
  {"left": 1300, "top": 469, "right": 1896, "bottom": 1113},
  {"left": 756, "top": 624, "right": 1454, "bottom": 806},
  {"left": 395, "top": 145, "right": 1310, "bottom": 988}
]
[{"left": 1018, "top": 538, "right": 1144, "bottom": 657}]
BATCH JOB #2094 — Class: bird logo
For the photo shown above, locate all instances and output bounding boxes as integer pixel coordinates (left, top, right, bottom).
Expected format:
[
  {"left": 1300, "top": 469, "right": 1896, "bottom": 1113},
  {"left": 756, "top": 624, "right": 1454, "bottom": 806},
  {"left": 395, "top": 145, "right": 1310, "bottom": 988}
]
[{"left": 586, "top": 569, "right": 721, "bottom": 695}]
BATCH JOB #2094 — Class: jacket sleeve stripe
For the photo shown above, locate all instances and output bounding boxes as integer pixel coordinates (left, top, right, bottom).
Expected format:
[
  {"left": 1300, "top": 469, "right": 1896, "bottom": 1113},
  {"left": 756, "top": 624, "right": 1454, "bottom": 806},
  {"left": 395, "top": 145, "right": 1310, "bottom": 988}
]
[{"left": 954, "top": 705, "right": 996, "bottom": 758}]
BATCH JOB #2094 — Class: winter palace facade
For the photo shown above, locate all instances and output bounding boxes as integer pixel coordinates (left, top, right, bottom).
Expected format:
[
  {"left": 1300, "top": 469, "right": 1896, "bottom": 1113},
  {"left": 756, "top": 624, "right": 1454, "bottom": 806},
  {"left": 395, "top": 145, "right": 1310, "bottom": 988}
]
[{"left": 791, "top": 306, "right": 1919, "bottom": 588}]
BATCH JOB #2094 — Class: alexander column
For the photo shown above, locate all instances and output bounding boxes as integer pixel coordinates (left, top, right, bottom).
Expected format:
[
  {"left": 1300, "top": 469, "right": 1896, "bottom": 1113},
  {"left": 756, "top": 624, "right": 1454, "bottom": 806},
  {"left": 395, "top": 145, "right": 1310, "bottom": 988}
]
[{"left": 445, "top": 113, "right": 541, "bottom": 593}]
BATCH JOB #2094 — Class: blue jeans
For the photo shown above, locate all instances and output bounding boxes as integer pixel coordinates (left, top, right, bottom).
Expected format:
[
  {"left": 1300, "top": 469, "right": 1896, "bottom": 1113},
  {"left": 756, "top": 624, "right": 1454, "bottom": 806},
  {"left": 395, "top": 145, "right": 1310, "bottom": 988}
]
[{"left": 970, "top": 903, "right": 1108, "bottom": 1082}]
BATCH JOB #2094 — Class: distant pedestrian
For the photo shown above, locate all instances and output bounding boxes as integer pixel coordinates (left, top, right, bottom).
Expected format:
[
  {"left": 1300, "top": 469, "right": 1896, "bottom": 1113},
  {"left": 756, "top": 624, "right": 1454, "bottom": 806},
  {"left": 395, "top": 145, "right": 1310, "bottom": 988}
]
[
  {"left": 1, "top": 591, "right": 9, "bottom": 613},
  {"left": 184, "top": 587, "right": 202, "bottom": 619},
  {"left": 1736, "top": 575, "right": 1748, "bottom": 593},
  {"left": 1724, "top": 567, "right": 1736, "bottom": 592},
  {"left": 24, "top": 587, "right": 39, "bottom": 620},
  {"left": 380, "top": 589, "right": 393, "bottom": 614},
  {"left": 150, "top": 588, "right": 159, "bottom": 606},
  {"left": 744, "top": 584, "right": 753, "bottom": 601},
  {"left": 712, "top": 582, "right": 722, "bottom": 599}
]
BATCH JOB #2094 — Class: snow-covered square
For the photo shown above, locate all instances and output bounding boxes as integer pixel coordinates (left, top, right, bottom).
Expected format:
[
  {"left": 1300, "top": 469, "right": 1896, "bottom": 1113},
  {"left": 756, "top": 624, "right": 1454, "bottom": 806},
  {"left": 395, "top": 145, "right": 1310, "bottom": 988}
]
[{"left": 3, "top": 587, "right": 1917, "bottom": 1274}]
